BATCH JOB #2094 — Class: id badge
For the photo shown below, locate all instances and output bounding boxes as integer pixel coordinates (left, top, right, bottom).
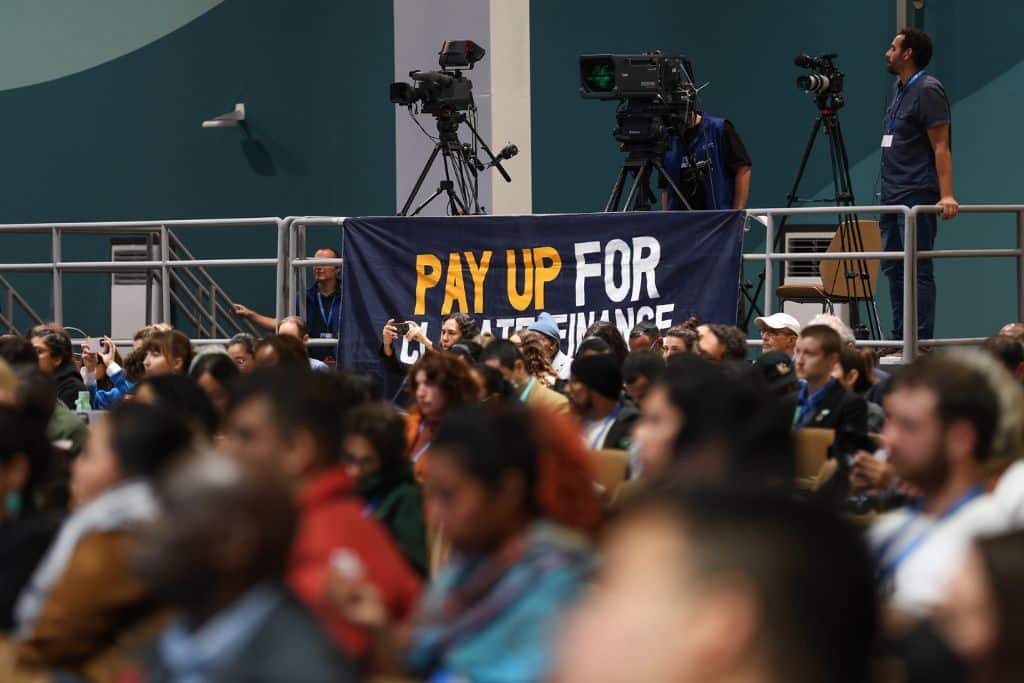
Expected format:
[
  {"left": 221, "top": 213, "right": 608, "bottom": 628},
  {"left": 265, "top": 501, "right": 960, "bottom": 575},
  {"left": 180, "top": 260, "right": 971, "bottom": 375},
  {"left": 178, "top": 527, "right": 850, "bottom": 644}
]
[
  {"left": 319, "top": 332, "right": 333, "bottom": 339},
  {"left": 881, "top": 134, "right": 894, "bottom": 148}
]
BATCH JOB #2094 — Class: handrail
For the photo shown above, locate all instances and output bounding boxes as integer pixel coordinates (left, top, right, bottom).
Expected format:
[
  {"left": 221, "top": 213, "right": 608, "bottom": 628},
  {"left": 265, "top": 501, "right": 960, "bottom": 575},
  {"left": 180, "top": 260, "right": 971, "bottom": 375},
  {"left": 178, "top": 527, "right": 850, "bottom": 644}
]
[
  {"left": 744, "top": 204, "right": 1024, "bottom": 360},
  {"left": 0, "top": 274, "right": 45, "bottom": 334}
]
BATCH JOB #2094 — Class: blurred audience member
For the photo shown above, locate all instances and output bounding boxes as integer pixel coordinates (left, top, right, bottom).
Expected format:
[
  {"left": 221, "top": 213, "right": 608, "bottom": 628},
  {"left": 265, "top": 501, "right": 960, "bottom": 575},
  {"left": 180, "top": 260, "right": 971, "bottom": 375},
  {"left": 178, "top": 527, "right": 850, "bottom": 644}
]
[
  {"left": 327, "top": 404, "right": 600, "bottom": 681},
  {"left": 628, "top": 320, "right": 662, "bottom": 353},
  {"left": 663, "top": 322, "right": 698, "bottom": 358},
  {"left": 753, "top": 350, "right": 799, "bottom": 397},
  {"left": 583, "top": 320, "right": 630, "bottom": 365},
  {"left": 0, "top": 406, "right": 63, "bottom": 631},
  {"left": 14, "top": 403, "right": 192, "bottom": 676},
  {"left": 0, "top": 334, "right": 40, "bottom": 366},
  {"left": 936, "top": 529, "right": 1024, "bottom": 682},
  {"left": 136, "top": 452, "right": 358, "bottom": 682},
  {"left": 28, "top": 326, "right": 85, "bottom": 409},
  {"left": 278, "top": 315, "right": 330, "bottom": 371},
  {"left": 405, "top": 352, "right": 481, "bottom": 481},
  {"left": 981, "top": 334, "right": 1024, "bottom": 380},
  {"left": 794, "top": 325, "right": 867, "bottom": 432},
  {"left": 809, "top": 312, "right": 856, "bottom": 347},
  {"left": 223, "top": 370, "right": 422, "bottom": 662},
  {"left": 696, "top": 323, "right": 747, "bottom": 362},
  {"left": 574, "top": 336, "right": 614, "bottom": 360},
  {"left": 135, "top": 375, "right": 219, "bottom": 441},
  {"left": 755, "top": 312, "right": 801, "bottom": 357},
  {"left": 633, "top": 355, "right": 793, "bottom": 489},
  {"left": 835, "top": 346, "right": 886, "bottom": 432},
  {"left": 14, "top": 364, "right": 88, "bottom": 458},
  {"left": 344, "top": 403, "right": 427, "bottom": 575},
  {"left": 226, "top": 332, "right": 257, "bottom": 373},
  {"left": 480, "top": 340, "right": 568, "bottom": 414},
  {"left": 447, "top": 339, "right": 483, "bottom": 364},
  {"left": 189, "top": 352, "right": 240, "bottom": 422},
  {"left": 568, "top": 354, "right": 638, "bottom": 452},
  {"left": 870, "top": 353, "right": 1005, "bottom": 617},
  {"left": 81, "top": 335, "right": 135, "bottom": 409},
  {"left": 621, "top": 350, "right": 665, "bottom": 406},
  {"left": 528, "top": 312, "right": 571, "bottom": 380},
  {"left": 557, "top": 488, "right": 877, "bottom": 683},
  {"left": 381, "top": 313, "right": 479, "bottom": 377},
  {"left": 142, "top": 330, "right": 194, "bottom": 377},
  {"left": 253, "top": 334, "right": 309, "bottom": 371},
  {"left": 997, "top": 321, "right": 1024, "bottom": 341}
]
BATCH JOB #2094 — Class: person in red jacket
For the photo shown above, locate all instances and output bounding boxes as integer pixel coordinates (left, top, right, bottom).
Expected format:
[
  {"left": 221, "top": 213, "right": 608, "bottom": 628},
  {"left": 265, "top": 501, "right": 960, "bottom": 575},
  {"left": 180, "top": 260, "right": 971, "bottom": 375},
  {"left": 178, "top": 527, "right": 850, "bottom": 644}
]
[{"left": 222, "top": 369, "right": 422, "bottom": 662}]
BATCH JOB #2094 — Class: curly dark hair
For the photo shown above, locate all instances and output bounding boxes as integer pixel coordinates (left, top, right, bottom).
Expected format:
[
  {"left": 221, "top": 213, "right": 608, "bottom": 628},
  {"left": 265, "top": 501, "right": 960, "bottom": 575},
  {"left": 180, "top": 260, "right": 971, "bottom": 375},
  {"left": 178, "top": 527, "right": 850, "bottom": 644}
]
[
  {"left": 706, "top": 324, "right": 748, "bottom": 362},
  {"left": 897, "top": 27, "right": 933, "bottom": 69},
  {"left": 407, "top": 351, "right": 481, "bottom": 411},
  {"left": 446, "top": 313, "right": 480, "bottom": 341}
]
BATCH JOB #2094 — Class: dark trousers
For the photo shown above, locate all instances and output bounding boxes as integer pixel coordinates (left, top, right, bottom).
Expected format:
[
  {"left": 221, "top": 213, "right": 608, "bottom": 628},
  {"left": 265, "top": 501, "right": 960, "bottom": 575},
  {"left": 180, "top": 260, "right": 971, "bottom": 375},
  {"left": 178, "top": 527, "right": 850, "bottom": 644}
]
[{"left": 880, "top": 190, "right": 939, "bottom": 340}]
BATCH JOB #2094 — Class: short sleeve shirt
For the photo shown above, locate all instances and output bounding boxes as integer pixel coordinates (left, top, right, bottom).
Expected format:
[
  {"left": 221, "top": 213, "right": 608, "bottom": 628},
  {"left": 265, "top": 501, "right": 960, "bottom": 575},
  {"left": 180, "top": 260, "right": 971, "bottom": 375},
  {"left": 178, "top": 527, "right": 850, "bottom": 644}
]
[{"left": 880, "top": 73, "right": 950, "bottom": 202}]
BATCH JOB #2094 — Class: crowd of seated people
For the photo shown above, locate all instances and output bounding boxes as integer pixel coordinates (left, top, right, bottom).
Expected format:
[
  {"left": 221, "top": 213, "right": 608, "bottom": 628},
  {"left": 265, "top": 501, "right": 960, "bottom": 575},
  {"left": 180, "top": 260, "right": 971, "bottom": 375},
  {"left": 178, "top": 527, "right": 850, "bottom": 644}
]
[{"left": 0, "top": 312, "right": 1023, "bottom": 683}]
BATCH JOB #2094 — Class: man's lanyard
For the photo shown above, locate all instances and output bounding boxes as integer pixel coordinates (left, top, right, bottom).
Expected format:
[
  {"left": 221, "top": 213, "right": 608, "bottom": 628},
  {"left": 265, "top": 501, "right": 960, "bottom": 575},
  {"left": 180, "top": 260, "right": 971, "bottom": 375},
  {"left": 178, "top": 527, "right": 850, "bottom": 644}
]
[
  {"left": 875, "top": 484, "right": 984, "bottom": 582},
  {"left": 317, "top": 290, "right": 336, "bottom": 331},
  {"left": 518, "top": 377, "right": 537, "bottom": 403},
  {"left": 887, "top": 70, "right": 925, "bottom": 133},
  {"left": 588, "top": 401, "right": 622, "bottom": 451},
  {"left": 411, "top": 421, "right": 431, "bottom": 463}
]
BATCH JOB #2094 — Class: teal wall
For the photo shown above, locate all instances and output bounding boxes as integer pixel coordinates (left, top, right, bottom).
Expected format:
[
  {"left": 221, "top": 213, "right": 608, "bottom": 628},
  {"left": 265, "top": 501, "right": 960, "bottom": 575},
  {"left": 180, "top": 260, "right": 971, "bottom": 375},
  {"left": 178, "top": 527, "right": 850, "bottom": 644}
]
[
  {"left": 530, "top": 0, "right": 1024, "bottom": 339},
  {"left": 0, "top": 0, "right": 395, "bottom": 335}
]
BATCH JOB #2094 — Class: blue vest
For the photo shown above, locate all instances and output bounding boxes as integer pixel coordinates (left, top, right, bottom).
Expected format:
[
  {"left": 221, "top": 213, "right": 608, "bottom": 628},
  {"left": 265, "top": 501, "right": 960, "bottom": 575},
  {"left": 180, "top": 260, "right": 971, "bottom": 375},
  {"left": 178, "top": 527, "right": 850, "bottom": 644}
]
[{"left": 663, "top": 114, "right": 735, "bottom": 211}]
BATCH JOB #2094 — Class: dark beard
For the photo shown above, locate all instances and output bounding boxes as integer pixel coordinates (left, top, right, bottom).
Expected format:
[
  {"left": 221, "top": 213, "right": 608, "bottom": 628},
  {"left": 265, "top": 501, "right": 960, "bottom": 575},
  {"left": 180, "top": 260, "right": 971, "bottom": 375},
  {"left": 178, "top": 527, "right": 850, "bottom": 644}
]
[{"left": 887, "top": 63, "right": 899, "bottom": 76}]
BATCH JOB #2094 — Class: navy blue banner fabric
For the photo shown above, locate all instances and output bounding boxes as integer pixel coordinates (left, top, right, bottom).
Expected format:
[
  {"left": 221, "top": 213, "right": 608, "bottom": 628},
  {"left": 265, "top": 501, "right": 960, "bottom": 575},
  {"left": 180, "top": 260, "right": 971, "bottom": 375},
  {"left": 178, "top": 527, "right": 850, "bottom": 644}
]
[{"left": 339, "top": 211, "right": 744, "bottom": 375}]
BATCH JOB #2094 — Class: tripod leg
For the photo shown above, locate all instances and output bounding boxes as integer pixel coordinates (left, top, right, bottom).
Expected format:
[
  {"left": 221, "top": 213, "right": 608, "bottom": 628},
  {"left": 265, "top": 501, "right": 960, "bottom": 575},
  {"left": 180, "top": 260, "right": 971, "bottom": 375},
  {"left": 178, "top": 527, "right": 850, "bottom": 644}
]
[
  {"left": 400, "top": 144, "right": 442, "bottom": 216},
  {"left": 606, "top": 166, "right": 630, "bottom": 212},
  {"left": 622, "top": 163, "right": 648, "bottom": 213},
  {"left": 653, "top": 160, "right": 693, "bottom": 211}
]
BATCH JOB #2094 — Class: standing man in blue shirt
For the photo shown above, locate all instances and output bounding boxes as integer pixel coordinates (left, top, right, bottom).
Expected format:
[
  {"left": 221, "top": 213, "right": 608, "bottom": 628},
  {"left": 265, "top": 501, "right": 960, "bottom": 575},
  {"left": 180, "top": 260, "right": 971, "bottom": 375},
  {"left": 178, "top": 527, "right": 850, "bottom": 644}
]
[
  {"left": 880, "top": 28, "right": 958, "bottom": 341},
  {"left": 233, "top": 246, "right": 341, "bottom": 363}
]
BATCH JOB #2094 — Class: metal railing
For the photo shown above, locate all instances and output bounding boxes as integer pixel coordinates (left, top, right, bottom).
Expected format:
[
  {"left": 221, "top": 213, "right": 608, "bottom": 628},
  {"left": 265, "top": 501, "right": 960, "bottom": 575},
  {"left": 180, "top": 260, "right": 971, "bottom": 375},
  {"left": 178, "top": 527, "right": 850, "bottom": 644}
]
[
  {"left": 0, "top": 273, "right": 45, "bottom": 333},
  {"left": 285, "top": 217, "right": 346, "bottom": 348},
  {"left": 0, "top": 218, "right": 287, "bottom": 337},
  {"left": 743, "top": 204, "right": 1024, "bottom": 361}
]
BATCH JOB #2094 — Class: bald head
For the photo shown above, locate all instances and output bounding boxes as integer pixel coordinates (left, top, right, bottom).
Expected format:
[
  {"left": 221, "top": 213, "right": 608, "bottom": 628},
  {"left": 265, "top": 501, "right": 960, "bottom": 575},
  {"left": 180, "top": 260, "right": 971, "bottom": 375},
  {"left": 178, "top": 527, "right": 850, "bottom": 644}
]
[
  {"left": 999, "top": 321, "right": 1024, "bottom": 341},
  {"left": 134, "top": 452, "right": 297, "bottom": 625}
]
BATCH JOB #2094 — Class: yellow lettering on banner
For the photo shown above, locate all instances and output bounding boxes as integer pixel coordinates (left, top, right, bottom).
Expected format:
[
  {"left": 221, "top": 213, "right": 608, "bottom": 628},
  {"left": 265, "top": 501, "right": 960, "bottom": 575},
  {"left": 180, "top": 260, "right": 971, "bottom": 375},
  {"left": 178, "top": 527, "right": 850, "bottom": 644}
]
[
  {"left": 506, "top": 248, "right": 534, "bottom": 311},
  {"left": 464, "top": 251, "right": 492, "bottom": 313},
  {"left": 441, "top": 253, "right": 468, "bottom": 315},
  {"left": 532, "top": 247, "right": 561, "bottom": 310},
  {"left": 414, "top": 254, "right": 442, "bottom": 315}
]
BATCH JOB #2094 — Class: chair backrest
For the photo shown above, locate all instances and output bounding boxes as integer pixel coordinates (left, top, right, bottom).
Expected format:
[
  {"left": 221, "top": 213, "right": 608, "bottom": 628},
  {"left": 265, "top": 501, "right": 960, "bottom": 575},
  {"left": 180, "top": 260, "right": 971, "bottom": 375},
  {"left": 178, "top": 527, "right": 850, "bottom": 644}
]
[
  {"left": 793, "top": 427, "right": 836, "bottom": 479},
  {"left": 819, "top": 219, "right": 881, "bottom": 299},
  {"left": 595, "top": 449, "right": 630, "bottom": 500}
]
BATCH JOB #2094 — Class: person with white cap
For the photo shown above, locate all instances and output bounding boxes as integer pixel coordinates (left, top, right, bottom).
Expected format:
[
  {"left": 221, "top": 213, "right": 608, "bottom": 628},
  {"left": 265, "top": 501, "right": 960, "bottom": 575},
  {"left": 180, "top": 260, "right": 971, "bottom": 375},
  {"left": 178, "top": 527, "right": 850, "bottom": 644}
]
[{"left": 754, "top": 312, "right": 801, "bottom": 358}]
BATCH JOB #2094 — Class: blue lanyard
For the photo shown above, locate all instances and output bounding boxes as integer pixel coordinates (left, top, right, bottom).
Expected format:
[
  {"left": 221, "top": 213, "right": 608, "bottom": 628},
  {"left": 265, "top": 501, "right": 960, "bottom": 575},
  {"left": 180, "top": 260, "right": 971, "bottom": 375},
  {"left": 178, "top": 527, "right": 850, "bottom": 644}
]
[
  {"left": 886, "top": 70, "right": 925, "bottom": 133},
  {"left": 411, "top": 421, "right": 431, "bottom": 463},
  {"left": 876, "top": 484, "right": 984, "bottom": 582},
  {"left": 518, "top": 377, "right": 537, "bottom": 403},
  {"left": 588, "top": 401, "right": 622, "bottom": 451},
  {"left": 317, "top": 291, "right": 335, "bottom": 331}
]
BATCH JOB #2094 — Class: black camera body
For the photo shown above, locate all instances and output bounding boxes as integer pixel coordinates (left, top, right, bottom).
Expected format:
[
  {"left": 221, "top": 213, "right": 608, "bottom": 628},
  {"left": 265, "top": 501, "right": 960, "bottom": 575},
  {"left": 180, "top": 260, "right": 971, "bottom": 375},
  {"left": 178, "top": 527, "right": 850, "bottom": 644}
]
[
  {"left": 794, "top": 52, "right": 845, "bottom": 111},
  {"left": 579, "top": 52, "right": 695, "bottom": 104},
  {"left": 390, "top": 70, "right": 474, "bottom": 115}
]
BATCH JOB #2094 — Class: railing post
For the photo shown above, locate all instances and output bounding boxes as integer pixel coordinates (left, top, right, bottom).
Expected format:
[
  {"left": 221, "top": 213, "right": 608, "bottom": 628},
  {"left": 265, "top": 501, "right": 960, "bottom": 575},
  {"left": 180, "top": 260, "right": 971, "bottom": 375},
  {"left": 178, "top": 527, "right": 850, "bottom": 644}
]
[
  {"left": 51, "top": 226, "right": 62, "bottom": 325},
  {"left": 297, "top": 221, "right": 308, "bottom": 320},
  {"left": 1017, "top": 210, "right": 1024, "bottom": 322},
  {"left": 903, "top": 207, "right": 918, "bottom": 362},
  {"left": 160, "top": 225, "right": 171, "bottom": 325},
  {"left": 276, "top": 220, "right": 289, "bottom": 323},
  {"left": 764, "top": 214, "right": 775, "bottom": 316},
  {"left": 288, "top": 221, "right": 298, "bottom": 317}
]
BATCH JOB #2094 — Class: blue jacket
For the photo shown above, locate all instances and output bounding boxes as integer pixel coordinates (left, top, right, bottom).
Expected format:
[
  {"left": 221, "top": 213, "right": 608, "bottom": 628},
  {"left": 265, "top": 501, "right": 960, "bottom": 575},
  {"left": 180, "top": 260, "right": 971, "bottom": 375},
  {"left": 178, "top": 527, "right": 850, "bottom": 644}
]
[
  {"left": 663, "top": 114, "right": 735, "bottom": 211},
  {"left": 88, "top": 367, "right": 135, "bottom": 409}
]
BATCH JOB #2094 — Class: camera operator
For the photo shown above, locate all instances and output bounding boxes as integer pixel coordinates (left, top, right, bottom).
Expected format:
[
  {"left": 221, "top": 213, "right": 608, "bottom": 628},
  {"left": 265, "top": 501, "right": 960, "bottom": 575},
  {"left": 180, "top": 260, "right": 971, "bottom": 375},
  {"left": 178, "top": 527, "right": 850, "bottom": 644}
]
[
  {"left": 659, "top": 111, "right": 752, "bottom": 211},
  {"left": 880, "top": 28, "right": 957, "bottom": 341}
]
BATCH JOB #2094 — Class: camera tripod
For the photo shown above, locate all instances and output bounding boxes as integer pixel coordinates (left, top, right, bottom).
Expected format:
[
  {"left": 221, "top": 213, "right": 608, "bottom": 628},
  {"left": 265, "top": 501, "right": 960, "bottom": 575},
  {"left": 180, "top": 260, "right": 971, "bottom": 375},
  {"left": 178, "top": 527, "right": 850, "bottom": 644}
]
[
  {"left": 399, "top": 110, "right": 511, "bottom": 217},
  {"left": 605, "top": 146, "right": 694, "bottom": 212},
  {"left": 742, "top": 107, "right": 882, "bottom": 339}
]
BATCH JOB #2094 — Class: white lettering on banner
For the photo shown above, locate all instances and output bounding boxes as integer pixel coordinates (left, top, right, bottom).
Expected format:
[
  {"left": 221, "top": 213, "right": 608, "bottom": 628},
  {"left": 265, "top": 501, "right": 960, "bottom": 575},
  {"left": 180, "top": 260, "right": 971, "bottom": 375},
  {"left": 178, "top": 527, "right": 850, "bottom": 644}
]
[
  {"left": 574, "top": 237, "right": 663, "bottom": 307},
  {"left": 574, "top": 241, "right": 602, "bottom": 307},
  {"left": 604, "top": 239, "right": 631, "bottom": 303},
  {"left": 399, "top": 320, "right": 429, "bottom": 365},
  {"left": 405, "top": 304, "right": 677, "bottom": 359},
  {"left": 631, "top": 236, "right": 661, "bottom": 302}
]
